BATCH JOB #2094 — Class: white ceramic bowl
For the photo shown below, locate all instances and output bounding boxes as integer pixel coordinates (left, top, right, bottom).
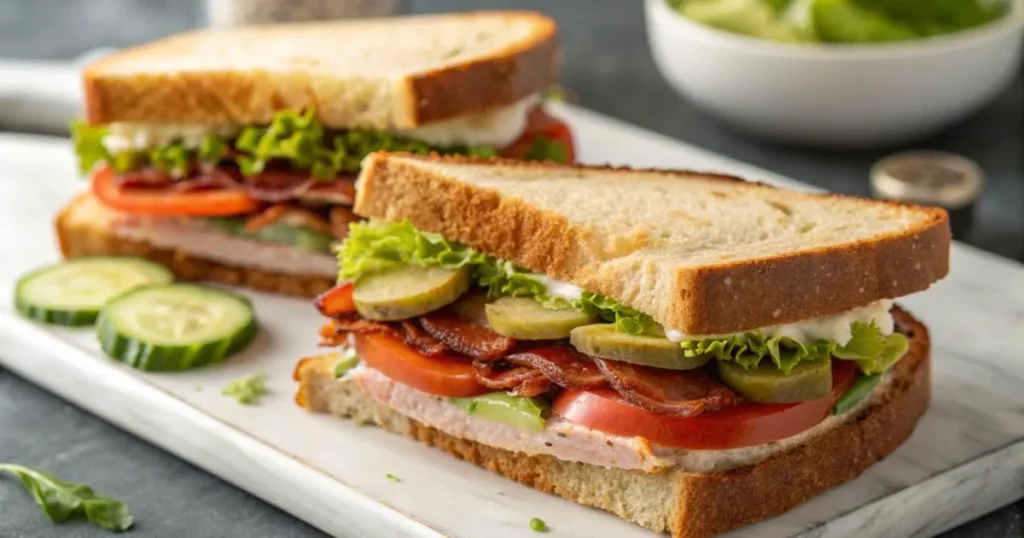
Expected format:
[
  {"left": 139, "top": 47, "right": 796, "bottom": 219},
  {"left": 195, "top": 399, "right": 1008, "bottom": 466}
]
[{"left": 646, "top": 0, "right": 1024, "bottom": 149}]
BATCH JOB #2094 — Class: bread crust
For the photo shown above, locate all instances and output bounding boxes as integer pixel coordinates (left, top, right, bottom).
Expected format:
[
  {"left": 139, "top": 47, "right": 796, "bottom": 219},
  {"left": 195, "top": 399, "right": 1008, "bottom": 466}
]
[
  {"left": 295, "top": 306, "right": 931, "bottom": 538},
  {"left": 55, "top": 194, "right": 334, "bottom": 298},
  {"left": 82, "top": 11, "right": 558, "bottom": 129},
  {"left": 354, "top": 153, "right": 951, "bottom": 335}
]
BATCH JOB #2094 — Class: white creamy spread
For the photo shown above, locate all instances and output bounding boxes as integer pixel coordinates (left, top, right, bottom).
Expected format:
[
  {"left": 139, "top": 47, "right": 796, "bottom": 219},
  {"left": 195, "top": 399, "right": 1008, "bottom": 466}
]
[
  {"left": 350, "top": 366, "right": 890, "bottom": 473},
  {"left": 664, "top": 300, "right": 895, "bottom": 346},
  {"left": 100, "top": 94, "right": 539, "bottom": 153},
  {"left": 110, "top": 214, "right": 338, "bottom": 277},
  {"left": 528, "top": 273, "right": 585, "bottom": 302}
]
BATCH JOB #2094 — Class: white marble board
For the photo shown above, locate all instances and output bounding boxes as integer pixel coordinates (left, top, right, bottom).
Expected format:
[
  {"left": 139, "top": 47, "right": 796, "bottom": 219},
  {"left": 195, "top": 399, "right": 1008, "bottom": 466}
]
[{"left": 1, "top": 103, "right": 1022, "bottom": 538}]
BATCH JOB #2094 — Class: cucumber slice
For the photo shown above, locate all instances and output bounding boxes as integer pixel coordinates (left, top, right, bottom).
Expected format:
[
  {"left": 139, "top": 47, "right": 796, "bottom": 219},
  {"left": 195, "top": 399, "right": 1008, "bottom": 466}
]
[
  {"left": 485, "top": 297, "right": 594, "bottom": 340},
  {"left": 353, "top": 266, "right": 469, "bottom": 321},
  {"left": 832, "top": 373, "right": 882, "bottom": 415},
  {"left": 717, "top": 358, "right": 832, "bottom": 403},
  {"left": 450, "top": 392, "right": 549, "bottom": 433},
  {"left": 451, "top": 291, "right": 491, "bottom": 325},
  {"left": 96, "top": 284, "right": 257, "bottom": 371},
  {"left": 569, "top": 324, "right": 712, "bottom": 370},
  {"left": 15, "top": 257, "right": 174, "bottom": 326}
]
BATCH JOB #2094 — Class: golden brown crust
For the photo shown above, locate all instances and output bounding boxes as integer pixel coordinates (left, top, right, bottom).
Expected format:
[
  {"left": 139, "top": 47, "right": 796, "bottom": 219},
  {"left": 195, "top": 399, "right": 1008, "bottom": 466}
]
[
  {"left": 82, "top": 11, "right": 558, "bottom": 129},
  {"left": 55, "top": 194, "right": 334, "bottom": 298},
  {"left": 296, "top": 306, "right": 930, "bottom": 538},
  {"left": 354, "top": 152, "right": 952, "bottom": 335}
]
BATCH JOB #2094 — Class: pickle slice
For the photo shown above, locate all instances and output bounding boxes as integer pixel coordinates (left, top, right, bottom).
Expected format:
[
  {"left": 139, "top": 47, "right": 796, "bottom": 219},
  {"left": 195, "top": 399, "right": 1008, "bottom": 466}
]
[
  {"left": 569, "top": 324, "right": 712, "bottom": 370},
  {"left": 353, "top": 266, "right": 469, "bottom": 321},
  {"left": 485, "top": 297, "right": 593, "bottom": 340},
  {"left": 451, "top": 290, "right": 491, "bottom": 325},
  {"left": 716, "top": 358, "right": 832, "bottom": 403}
]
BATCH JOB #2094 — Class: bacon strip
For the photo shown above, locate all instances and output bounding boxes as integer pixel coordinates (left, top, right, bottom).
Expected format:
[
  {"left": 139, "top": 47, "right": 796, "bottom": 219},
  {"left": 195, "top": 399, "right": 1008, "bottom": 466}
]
[
  {"left": 114, "top": 166, "right": 357, "bottom": 205},
  {"left": 473, "top": 363, "right": 553, "bottom": 398},
  {"left": 504, "top": 346, "right": 606, "bottom": 390},
  {"left": 419, "top": 316, "right": 517, "bottom": 360},
  {"left": 400, "top": 320, "right": 448, "bottom": 356},
  {"left": 593, "top": 358, "right": 741, "bottom": 417}
]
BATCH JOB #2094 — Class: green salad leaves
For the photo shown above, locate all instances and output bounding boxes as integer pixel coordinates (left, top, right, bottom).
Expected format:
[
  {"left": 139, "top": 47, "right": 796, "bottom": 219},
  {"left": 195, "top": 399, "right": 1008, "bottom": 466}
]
[
  {"left": 669, "top": 0, "right": 1009, "bottom": 44},
  {"left": 336, "top": 220, "right": 653, "bottom": 335},
  {"left": 683, "top": 322, "right": 909, "bottom": 374},
  {"left": 0, "top": 464, "right": 133, "bottom": 532},
  {"left": 70, "top": 108, "right": 572, "bottom": 179},
  {"left": 222, "top": 372, "right": 268, "bottom": 405},
  {"left": 337, "top": 219, "right": 908, "bottom": 375}
]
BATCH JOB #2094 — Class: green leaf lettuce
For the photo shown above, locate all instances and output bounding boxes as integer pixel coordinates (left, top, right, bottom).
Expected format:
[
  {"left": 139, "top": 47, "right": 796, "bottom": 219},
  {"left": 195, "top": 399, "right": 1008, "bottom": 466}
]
[{"left": 0, "top": 463, "right": 133, "bottom": 532}]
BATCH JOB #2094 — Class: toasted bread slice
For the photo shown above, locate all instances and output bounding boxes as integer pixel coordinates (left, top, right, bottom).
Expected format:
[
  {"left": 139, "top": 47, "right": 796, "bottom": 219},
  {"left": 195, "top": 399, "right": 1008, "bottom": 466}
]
[
  {"left": 354, "top": 153, "right": 951, "bottom": 334},
  {"left": 83, "top": 11, "right": 558, "bottom": 129},
  {"left": 295, "top": 306, "right": 931, "bottom": 538},
  {"left": 55, "top": 193, "right": 335, "bottom": 298}
]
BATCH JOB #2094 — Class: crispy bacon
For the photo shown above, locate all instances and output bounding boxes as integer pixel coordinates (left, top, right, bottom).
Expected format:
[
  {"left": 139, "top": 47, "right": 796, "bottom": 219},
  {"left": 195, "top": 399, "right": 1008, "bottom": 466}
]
[
  {"left": 114, "top": 166, "right": 357, "bottom": 205},
  {"left": 399, "top": 320, "right": 449, "bottom": 356},
  {"left": 243, "top": 204, "right": 333, "bottom": 234},
  {"left": 329, "top": 206, "right": 361, "bottom": 240},
  {"left": 473, "top": 363, "right": 553, "bottom": 398},
  {"left": 419, "top": 316, "right": 517, "bottom": 360},
  {"left": 504, "top": 346, "right": 606, "bottom": 390},
  {"left": 593, "top": 358, "right": 741, "bottom": 417}
]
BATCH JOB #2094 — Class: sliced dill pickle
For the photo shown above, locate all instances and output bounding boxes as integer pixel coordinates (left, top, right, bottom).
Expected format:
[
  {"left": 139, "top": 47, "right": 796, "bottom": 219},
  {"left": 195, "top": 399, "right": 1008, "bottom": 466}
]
[
  {"left": 451, "top": 290, "right": 491, "bottom": 325},
  {"left": 569, "top": 324, "right": 712, "bottom": 370},
  {"left": 716, "top": 358, "right": 833, "bottom": 403},
  {"left": 485, "top": 297, "right": 593, "bottom": 340},
  {"left": 353, "top": 266, "right": 469, "bottom": 321}
]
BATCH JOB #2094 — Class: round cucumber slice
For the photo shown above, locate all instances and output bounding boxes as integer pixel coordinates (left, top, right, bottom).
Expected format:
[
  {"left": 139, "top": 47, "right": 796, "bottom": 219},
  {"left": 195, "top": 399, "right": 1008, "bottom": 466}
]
[
  {"left": 15, "top": 257, "right": 174, "bottom": 326},
  {"left": 485, "top": 297, "right": 594, "bottom": 340},
  {"left": 569, "top": 324, "right": 712, "bottom": 370},
  {"left": 353, "top": 266, "right": 469, "bottom": 321},
  {"left": 716, "top": 358, "right": 833, "bottom": 403},
  {"left": 451, "top": 291, "right": 491, "bottom": 325},
  {"left": 97, "top": 284, "right": 257, "bottom": 371}
]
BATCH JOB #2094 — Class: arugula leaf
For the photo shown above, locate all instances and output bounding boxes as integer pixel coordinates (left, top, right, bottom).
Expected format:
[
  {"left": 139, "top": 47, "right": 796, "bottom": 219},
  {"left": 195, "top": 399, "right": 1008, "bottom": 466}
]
[
  {"left": 0, "top": 464, "right": 133, "bottom": 532},
  {"left": 683, "top": 322, "right": 909, "bottom": 374},
  {"left": 69, "top": 121, "right": 113, "bottom": 176},
  {"left": 221, "top": 372, "right": 267, "bottom": 404},
  {"left": 336, "top": 220, "right": 653, "bottom": 334}
]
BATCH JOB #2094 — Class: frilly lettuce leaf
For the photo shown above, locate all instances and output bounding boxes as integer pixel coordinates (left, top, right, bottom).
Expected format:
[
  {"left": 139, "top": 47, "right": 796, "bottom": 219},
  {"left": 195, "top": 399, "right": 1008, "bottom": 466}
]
[
  {"left": 336, "top": 220, "right": 653, "bottom": 334},
  {"left": 69, "top": 121, "right": 112, "bottom": 176},
  {"left": 682, "top": 321, "right": 909, "bottom": 374},
  {"left": 70, "top": 109, "right": 501, "bottom": 179}
]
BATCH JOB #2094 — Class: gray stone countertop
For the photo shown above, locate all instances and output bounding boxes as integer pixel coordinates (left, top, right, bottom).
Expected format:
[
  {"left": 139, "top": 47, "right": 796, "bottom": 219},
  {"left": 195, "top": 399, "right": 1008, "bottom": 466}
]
[{"left": 1, "top": 0, "right": 1021, "bottom": 536}]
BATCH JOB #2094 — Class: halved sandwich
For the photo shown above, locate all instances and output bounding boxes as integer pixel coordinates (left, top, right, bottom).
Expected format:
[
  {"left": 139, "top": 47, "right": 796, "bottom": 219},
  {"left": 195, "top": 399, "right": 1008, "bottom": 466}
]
[
  {"left": 58, "top": 11, "right": 572, "bottom": 298},
  {"left": 295, "top": 153, "right": 951, "bottom": 537}
]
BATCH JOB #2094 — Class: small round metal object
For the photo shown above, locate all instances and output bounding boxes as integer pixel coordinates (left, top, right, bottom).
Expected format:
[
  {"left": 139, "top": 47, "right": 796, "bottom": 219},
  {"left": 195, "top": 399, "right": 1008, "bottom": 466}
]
[{"left": 870, "top": 151, "right": 983, "bottom": 238}]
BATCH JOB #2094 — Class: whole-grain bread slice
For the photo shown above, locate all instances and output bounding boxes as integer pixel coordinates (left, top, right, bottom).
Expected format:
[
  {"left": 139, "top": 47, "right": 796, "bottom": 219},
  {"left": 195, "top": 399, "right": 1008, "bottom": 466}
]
[
  {"left": 83, "top": 11, "right": 558, "bottom": 129},
  {"left": 354, "top": 152, "right": 951, "bottom": 335},
  {"left": 294, "top": 306, "right": 931, "bottom": 538},
  {"left": 55, "top": 193, "right": 335, "bottom": 298}
]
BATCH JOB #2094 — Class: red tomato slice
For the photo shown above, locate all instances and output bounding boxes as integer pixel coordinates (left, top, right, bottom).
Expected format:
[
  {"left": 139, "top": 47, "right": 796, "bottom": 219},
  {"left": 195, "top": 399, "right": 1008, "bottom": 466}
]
[
  {"left": 502, "top": 108, "right": 576, "bottom": 163},
  {"left": 91, "top": 166, "right": 261, "bottom": 217},
  {"left": 353, "top": 333, "right": 490, "bottom": 398},
  {"left": 315, "top": 283, "right": 356, "bottom": 316},
  {"left": 553, "top": 360, "right": 858, "bottom": 450}
]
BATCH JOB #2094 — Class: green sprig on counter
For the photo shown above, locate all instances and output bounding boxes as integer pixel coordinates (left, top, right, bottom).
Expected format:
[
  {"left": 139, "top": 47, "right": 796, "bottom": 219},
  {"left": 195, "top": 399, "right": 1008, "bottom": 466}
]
[
  {"left": 222, "top": 372, "right": 268, "bottom": 405},
  {"left": 0, "top": 464, "right": 133, "bottom": 532}
]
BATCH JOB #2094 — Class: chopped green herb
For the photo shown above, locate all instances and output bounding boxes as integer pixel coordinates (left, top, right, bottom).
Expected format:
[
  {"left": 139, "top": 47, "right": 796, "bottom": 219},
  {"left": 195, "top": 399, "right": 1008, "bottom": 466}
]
[
  {"left": 385, "top": 473, "right": 400, "bottom": 482},
  {"left": 332, "top": 349, "right": 360, "bottom": 379},
  {"left": 0, "top": 464, "right": 133, "bottom": 532},
  {"left": 529, "top": 517, "right": 548, "bottom": 532},
  {"left": 222, "top": 373, "right": 267, "bottom": 405}
]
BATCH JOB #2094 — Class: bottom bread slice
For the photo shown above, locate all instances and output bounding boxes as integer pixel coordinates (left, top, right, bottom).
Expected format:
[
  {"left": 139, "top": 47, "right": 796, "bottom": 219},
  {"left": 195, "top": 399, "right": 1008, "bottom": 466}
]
[
  {"left": 54, "top": 193, "right": 336, "bottom": 298},
  {"left": 295, "top": 307, "right": 931, "bottom": 538}
]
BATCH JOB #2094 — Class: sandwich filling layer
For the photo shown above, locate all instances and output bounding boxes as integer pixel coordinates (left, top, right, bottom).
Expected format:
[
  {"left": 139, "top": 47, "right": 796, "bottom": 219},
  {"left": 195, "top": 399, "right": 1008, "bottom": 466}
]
[
  {"left": 70, "top": 103, "right": 574, "bottom": 263},
  {"left": 312, "top": 219, "right": 918, "bottom": 460}
]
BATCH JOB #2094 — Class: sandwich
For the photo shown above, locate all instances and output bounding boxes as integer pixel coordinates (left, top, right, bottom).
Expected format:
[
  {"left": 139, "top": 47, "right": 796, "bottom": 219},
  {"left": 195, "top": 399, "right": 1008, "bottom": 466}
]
[
  {"left": 295, "top": 152, "right": 952, "bottom": 537},
  {"left": 57, "top": 11, "right": 572, "bottom": 298}
]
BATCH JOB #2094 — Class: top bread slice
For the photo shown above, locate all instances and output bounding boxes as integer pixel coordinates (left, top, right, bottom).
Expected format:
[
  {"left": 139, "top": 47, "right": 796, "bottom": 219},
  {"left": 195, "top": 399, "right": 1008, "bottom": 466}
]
[
  {"left": 83, "top": 11, "right": 558, "bottom": 129},
  {"left": 354, "top": 153, "right": 951, "bottom": 335}
]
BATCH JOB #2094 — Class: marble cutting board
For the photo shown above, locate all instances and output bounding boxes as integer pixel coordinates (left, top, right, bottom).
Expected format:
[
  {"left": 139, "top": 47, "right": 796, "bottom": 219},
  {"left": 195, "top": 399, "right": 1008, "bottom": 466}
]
[{"left": 0, "top": 103, "right": 1022, "bottom": 538}]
